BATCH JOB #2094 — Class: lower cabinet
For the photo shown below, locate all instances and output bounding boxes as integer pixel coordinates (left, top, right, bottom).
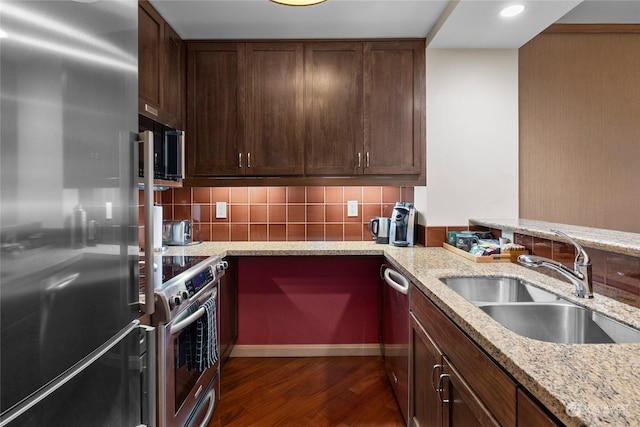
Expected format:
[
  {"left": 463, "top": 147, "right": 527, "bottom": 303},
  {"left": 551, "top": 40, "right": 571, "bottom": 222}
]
[
  {"left": 409, "top": 287, "right": 517, "bottom": 427},
  {"left": 410, "top": 284, "right": 563, "bottom": 427},
  {"left": 219, "top": 257, "right": 238, "bottom": 366}
]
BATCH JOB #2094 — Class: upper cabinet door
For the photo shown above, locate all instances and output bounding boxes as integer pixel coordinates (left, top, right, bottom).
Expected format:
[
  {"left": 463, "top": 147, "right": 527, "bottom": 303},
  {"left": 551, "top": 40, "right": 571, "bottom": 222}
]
[
  {"left": 246, "top": 43, "right": 305, "bottom": 176},
  {"left": 138, "top": 0, "right": 162, "bottom": 113},
  {"left": 364, "top": 41, "right": 425, "bottom": 176},
  {"left": 304, "top": 42, "right": 363, "bottom": 176},
  {"left": 163, "top": 23, "right": 183, "bottom": 128},
  {"left": 186, "top": 43, "right": 246, "bottom": 177},
  {"left": 138, "top": 0, "right": 183, "bottom": 129}
]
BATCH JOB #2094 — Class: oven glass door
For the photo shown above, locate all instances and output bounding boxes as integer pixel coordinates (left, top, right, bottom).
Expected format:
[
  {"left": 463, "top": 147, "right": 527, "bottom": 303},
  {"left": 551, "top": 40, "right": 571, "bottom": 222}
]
[
  {"left": 164, "top": 287, "right": 219, "bottom": 424},
  {"left": 174, "top": 329, "right": 206, "bottom": 410}
]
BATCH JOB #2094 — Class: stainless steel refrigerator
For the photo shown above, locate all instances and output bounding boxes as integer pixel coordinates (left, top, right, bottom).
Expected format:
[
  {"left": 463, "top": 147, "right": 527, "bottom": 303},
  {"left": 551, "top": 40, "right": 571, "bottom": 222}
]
[{"left": 1, "top": 2, "right": 154, "bottom": 426}]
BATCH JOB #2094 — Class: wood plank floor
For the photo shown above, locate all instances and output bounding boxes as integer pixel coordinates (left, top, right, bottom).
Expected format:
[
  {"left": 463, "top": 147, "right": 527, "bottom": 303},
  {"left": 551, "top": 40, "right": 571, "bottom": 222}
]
[{"left": 208, "top": 356, "right": 406, "bottom": 427}]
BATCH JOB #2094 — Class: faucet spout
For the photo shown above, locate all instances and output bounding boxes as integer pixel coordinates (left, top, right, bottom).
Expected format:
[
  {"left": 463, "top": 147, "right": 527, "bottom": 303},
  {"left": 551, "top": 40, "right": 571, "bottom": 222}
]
[{"left": 517, "top": 230, "right": 594, "bottom": 298}]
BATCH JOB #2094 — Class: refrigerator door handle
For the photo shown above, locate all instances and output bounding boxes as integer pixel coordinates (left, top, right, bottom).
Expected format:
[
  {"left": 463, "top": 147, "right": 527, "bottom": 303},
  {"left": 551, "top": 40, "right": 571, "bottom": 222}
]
[
  {"left": 139, "top": 130, "right": 155, "bottom": 316},
  {"left": 139, "top": 325, "right": 157, "bottom": 427},
  {"left": 0, "top": 320, "right": 141, "bottom": 427}
]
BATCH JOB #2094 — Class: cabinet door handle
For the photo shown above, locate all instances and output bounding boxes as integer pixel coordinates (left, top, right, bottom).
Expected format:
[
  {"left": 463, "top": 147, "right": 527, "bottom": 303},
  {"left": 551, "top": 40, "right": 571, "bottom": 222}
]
[
  {"left": 144, "top": 104, "right": 158, "bottom": 117},
  {"left": 431, "top": 364, "right": 443, "bottom": 392},
  {"left": 366, "top": 152, "right": 370, "bottom": 168},
  {"left": 238, "top": 153, "right": 242, "bottom": 168},
  {"left": 437, "top": 373, "right": 450, "bottom": 404},
  {"left": 357, "top": 152, "right": 362, "bottom": 168},
  {"left": 247, "top": 152, "right": 251, "bottom": 168}
]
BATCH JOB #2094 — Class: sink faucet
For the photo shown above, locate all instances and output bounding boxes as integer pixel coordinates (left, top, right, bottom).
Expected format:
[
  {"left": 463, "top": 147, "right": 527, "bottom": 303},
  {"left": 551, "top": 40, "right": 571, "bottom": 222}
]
[{"left": 517, "top": 229, "right": 594, "bottom": 298}]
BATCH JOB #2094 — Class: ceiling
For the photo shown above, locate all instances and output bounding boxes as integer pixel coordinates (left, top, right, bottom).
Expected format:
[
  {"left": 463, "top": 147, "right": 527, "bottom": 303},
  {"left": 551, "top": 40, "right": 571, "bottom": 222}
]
[{"left": 149, "top": 0, "right": 640, "bottom": 49}]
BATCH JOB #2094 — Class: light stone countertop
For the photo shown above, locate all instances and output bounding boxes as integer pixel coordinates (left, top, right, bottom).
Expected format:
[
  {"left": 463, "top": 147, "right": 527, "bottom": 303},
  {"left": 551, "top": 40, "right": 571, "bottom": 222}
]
[
  {"left": 158, "top": 241, "right": 640, "bottom": 427},
  {"left": 470, "top": 218, "right": 640, "bottom": 257}
]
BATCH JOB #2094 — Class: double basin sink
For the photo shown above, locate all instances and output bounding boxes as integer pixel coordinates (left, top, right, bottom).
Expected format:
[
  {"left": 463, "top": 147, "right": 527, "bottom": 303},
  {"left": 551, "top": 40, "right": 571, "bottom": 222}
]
[{"left": 441, "top": 276, "right": 640, "bottom": 344}]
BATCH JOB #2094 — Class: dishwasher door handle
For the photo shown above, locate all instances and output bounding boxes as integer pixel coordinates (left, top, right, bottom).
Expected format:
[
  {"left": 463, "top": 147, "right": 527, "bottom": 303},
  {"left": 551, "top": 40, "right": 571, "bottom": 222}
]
[{"left": 383, "top": 268, "right": 409, "bottom": 295}]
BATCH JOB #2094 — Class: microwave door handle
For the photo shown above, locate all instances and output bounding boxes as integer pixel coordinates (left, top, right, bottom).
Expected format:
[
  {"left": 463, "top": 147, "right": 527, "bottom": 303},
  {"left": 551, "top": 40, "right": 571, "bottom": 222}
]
[
  {"left": 139, "top": 130, "right": 155, "bottom": 315},
  {"left": 178, "top": 131, "right": 185, "bottom": 179}
]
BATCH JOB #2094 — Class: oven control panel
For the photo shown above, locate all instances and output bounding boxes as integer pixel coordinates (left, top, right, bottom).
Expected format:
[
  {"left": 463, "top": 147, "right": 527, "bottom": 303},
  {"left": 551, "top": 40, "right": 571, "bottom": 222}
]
[{"left": 185, "top": 266, "right": 214, "bottom": 297}]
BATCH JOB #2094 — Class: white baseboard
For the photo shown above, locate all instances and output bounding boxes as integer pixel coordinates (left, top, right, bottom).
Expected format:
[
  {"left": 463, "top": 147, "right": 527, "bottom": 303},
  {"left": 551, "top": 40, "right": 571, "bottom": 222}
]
[{"left": 229, "top": 344, "right": 382, "bottom": 358}]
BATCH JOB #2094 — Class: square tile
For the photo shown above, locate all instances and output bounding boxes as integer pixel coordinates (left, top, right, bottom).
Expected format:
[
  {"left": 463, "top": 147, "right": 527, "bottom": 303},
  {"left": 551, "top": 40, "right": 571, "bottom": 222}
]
[
  {"left": 307, "top": 187, "right": 325, "bottom": 204},
  {"left": 288, "top": 205, "right": 306, "bottom": 222},
  {"left": 345, "top": 223, "right": 363, "bottom": 241},
  {"left": 268, "top": 187, "right": 286, "bottom": 204},
  {"left": 552, "top": 241, "right": 575, "bottom": 268},
  {"left": 174, "top": 205, "right": 191, "bottom": 221},
  {"left": 268, "top": 205, "right": 287, "bottom": 223},
  {"left": 192, "top": 204, "right": 211, "bottom": 223},
  {"left": 363, "top": 186, "right": 382, "bottom": 203},
  {"left": 287, "top": 187, "right": 305, "bottom": 203},
  {"left": 193, "top": 187, "right": 211, "bottom": 204},
  {"left": 173, "top": 188, "right": 192, "bottom": 204},
  {"left": 250, "top": 224, "right": 268, "bottom": 241},
  {"left": 533, "top": 237, "right": 552, "bottom": 259},
  {"left": 193, "top": 223, "right": 211, "bottom": 242},
  {"left": 307, "top": 205, "right": 325, "bottom": 223},
  {"left": 362, "top": 204, "right": 382, "bottom": 221},
  {"left": 269, "top": 224, "right": 287, "bottom": 241},
  {"left": 231, "top": 205, "right": 249, "bottom": 222},
  {"left": 382, "top": 187, "right": 400, "bottom": 203},
  {"left": 325, "top": 187, "right": 343, "bottom": 204},
  {"left": 325, "top": 205, "right": 343, "bottom": 223},
  {"left": 230, "top": 224, "right": 248, "bottom": 241},
  {"left": 212, "top": 187, "right": 230, "bottom": 203},
  {"left": 307, "top": 224, "right": 324, "bottom": 241},
  {"left": 160, "top": 189, "right": 173, "bottom": 204},
  {"left": 249, "top": 187, "right": 267, "bottom": 204},
  {"left": 344, "top": 186, "right": 363, "bottom": 203},
  {"left": 606, "top": 253, "right": 640, "bottom": 296},
  {"left": 250, "top": 205, "right": 267, "bottom": 223},
  {"left": 212, "top": 224, "right": 230, "bottom": 241},
  {"left": 230, "top": 187, "right": 248, "bottom": 204},
  {"left": 325, "top": 224, "right": 344, "bottom": 241},
  {"left": 426, "top": 226, "right": 446, "bottom": 247},
  {"left": 287, "top": 224, "right": 306, "bottom": 241}
]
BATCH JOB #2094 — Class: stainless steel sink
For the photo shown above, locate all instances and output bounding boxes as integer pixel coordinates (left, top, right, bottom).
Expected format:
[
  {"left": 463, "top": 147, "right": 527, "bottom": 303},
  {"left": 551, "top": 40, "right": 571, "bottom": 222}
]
[
  {"left": 441, "top": 276, "right": 563, "bottom": 305},
  {"left": 440, "top": 276, "right": 640, "bottom": 344},
  {"left": 479, "top": 303, "right": 640, "bottom": 344}
]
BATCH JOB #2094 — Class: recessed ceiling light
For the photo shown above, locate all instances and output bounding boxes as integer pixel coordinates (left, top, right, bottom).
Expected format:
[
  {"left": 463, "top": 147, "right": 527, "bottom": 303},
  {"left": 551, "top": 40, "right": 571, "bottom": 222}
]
[
  {"left": 270, "top": 0, "right": 326, "bottom": 5},
  {"left": 500, "top": 4, "right": 526, "bottom": 18},
  {"left": 0, "top": 29, "right": 8, "bottom": 39}
]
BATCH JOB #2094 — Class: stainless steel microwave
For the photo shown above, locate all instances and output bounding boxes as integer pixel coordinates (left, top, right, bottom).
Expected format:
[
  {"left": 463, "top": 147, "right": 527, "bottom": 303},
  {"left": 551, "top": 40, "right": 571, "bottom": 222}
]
[{"left": 139, "top": 115, "right": 184, "bottom": 181}]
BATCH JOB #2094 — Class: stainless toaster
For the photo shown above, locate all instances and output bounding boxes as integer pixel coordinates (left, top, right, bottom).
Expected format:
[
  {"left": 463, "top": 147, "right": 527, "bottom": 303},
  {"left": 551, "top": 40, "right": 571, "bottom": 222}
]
[{"left": 162, "top": 220, "right": 192, "bottom": 246}]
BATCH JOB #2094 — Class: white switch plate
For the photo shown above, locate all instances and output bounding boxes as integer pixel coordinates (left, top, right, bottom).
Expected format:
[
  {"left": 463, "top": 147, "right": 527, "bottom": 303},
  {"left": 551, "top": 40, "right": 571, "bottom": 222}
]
[
  {"left": 215, "top": 201, "right": 227, "bottom": 219},
  {"left": 347, "top": 200, "right": 358, "bottom": 217}
]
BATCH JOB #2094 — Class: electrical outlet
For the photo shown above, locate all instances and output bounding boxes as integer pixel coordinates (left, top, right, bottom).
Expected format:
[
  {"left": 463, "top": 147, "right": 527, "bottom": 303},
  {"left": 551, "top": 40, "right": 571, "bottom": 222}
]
[
  {"left": 347, "top": 200, "right": 358, "bottom": 217},
  {"left": 215, "top": 201, "right": 227, "bottom": 219}
]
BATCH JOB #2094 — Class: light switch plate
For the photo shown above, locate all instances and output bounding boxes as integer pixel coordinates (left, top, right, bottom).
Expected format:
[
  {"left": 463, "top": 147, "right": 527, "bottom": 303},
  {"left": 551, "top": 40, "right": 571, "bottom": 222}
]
[
  {"left": 347, "top": 200, "right": 358, "bottom": 217},
  {"left": 215, "top": 201, "right": 227, "bottom": 219}
]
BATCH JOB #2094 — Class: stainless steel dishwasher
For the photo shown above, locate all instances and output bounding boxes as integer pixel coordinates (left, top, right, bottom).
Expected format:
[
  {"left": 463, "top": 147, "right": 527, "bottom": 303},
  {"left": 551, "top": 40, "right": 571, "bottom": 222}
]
[{"left": 380, "top": 263, "right": 410, "bottom": 424}]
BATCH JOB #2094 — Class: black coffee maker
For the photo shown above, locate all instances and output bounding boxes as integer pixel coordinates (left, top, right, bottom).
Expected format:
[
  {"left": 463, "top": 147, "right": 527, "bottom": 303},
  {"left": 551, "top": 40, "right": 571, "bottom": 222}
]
[{"left": 389, "top": 202, "right": 417, "bottom": 247}]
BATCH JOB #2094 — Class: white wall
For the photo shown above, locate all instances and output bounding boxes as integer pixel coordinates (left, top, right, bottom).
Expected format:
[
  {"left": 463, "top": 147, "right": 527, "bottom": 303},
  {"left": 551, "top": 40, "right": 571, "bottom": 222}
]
[{"left": 414, "top": 49, "right": 519, "bottom": 226}]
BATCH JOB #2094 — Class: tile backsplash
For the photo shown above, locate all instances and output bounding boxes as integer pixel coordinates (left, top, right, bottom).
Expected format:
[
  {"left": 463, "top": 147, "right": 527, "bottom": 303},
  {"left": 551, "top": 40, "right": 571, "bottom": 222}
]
[{"left": 144, "top": 186, "right": 414, "bottom": 242}]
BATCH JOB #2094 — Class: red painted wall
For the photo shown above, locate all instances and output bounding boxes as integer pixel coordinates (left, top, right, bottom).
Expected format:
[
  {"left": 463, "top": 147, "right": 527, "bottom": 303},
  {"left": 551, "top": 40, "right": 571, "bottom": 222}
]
[{"left": 237, "top": 256, "right": 382, "bottom": 345}]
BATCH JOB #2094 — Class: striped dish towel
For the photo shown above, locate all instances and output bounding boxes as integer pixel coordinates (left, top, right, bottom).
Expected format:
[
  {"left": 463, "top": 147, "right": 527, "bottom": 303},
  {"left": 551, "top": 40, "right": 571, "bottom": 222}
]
[{"left": 195, "top": 298, "right": 219, "bottom": 371}]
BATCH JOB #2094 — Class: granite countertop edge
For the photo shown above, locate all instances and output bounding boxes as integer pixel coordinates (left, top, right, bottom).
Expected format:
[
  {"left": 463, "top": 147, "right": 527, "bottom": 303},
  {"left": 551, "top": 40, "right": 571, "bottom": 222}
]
[
  {"left": 470, "top": 217, "right": 640, "bottom": 258},
  {"left": 159, "top": 241, "right": 640, "bottom": 427}
]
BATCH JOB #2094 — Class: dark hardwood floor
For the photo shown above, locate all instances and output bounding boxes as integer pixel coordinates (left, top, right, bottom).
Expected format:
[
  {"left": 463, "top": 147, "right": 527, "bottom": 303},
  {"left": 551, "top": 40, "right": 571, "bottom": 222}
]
[{"left": 209, "top": 356, "right": 406, "bottom": 427}]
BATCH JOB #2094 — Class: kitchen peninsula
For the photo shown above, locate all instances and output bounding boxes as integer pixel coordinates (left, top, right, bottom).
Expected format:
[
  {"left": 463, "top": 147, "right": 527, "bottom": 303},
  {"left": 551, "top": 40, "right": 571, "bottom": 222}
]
[{"left": 155, "top": 230, "right": 640, "bottom": 427}]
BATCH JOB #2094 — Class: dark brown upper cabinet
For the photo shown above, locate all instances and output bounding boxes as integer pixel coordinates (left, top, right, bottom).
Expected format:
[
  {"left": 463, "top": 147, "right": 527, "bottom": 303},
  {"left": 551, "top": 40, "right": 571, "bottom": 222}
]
[
  {"left": 364, "top": 41, "right": 424, "bottom": 177},
  {"left": 183, "top": 39, "right": 425, "bottom": 187},
  {"left": 245, "top": 43, "right": 305, "bottom": 176},
  {"left": 304, "top": 42, "right": 363, "bottom": 176},
  {"left": 138, "top": 0, "right": 183, "bottom": 129},
  {"left": 186, "top": 43, "right": 246, "bottom": 178}
]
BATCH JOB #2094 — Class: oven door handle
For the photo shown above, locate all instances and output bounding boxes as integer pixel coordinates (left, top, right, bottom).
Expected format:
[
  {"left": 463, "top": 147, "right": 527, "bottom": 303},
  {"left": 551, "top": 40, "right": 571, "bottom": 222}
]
[{"left": 170, "top": 288, "right": 217, "bottom": 335}]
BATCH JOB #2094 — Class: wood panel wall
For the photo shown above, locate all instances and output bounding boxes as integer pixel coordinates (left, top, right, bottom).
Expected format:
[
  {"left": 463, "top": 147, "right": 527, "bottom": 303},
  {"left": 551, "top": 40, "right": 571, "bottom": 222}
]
[{"left": 519, "top": 25, "right": 640, "bottom": 233}]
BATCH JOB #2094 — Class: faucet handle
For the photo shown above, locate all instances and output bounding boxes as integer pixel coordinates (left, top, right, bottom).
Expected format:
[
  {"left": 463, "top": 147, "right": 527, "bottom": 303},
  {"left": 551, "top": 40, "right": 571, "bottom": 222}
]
[{"left": 550, "top": 229, "right": 590, "bottom": 266}]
